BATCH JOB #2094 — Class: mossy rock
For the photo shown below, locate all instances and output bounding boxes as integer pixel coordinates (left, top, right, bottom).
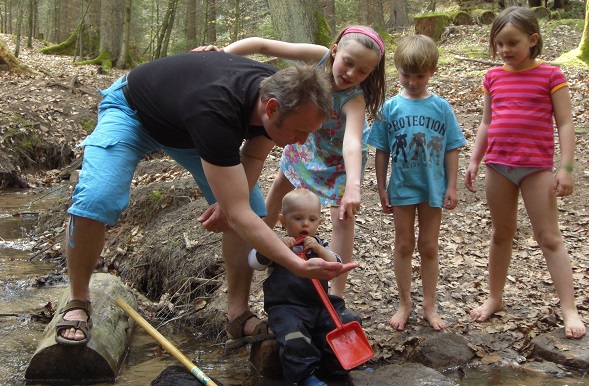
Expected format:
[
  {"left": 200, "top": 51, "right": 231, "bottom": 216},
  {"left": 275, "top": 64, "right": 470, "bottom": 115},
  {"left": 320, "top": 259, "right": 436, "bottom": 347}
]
[{"left": 414, "top": 13, "right": 450, "bottom": 42}]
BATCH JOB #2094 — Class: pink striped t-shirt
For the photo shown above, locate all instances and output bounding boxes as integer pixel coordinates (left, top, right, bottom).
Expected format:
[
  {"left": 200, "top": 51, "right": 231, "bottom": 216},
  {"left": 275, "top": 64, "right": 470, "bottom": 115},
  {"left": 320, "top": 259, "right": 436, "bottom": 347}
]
[{"left": 483, "top": 62, "right": 568, "bottom": 168}]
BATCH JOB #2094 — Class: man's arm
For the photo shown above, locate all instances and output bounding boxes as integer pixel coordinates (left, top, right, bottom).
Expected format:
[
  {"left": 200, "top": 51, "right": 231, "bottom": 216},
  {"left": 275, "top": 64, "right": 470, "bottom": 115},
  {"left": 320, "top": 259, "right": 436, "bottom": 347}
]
[{"left": 201, "top": 158, "right": 356, "bottom": 280}]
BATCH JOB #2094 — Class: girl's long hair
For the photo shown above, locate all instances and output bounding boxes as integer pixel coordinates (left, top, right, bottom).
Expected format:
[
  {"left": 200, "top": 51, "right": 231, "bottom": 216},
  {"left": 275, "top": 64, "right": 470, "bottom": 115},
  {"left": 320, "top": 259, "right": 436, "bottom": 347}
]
[{"left": 323, "top": 26, "right": 386, "bottom": 121}]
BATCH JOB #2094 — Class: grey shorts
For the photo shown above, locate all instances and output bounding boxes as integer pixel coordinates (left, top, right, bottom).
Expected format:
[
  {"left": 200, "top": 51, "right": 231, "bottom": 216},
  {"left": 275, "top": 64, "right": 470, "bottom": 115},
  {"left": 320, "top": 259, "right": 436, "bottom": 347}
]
[
  {"left": 68, "top": 75, "right": 266, "bottom": 226},
  {"left": 487, "top": 163, "right": 550, "bottom": 187}
]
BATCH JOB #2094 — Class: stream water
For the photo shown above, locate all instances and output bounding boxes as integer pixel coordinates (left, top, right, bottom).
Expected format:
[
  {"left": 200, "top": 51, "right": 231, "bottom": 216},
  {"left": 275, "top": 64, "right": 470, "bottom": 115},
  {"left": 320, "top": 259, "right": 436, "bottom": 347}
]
[{"left": 1, "top": 188, "right": 588, "bottom": 386}]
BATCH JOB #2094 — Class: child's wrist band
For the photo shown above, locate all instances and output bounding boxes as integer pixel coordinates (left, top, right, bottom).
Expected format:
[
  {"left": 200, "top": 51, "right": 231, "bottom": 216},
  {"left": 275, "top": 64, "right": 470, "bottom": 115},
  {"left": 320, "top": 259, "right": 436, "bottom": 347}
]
[{"left": 563, "top": 164, "right": 573, "bottom": 173}]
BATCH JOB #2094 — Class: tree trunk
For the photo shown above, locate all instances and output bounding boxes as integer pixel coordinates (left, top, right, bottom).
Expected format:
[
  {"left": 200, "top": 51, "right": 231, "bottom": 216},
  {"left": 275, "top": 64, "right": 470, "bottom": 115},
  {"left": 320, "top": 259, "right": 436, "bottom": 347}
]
[
  {"left": 15, "top": 0, "right": 23, "bottom": 57},
  {"left": 267, "top": 0, "right": 322, "bottom": 44},
  {"left": 154, "top": 0, "right": 178, "bottom": 59},
  {"left": 161, "top": 0, "right": 177, "bottom": 57},
  {"left": 231, "top": 0, "right": 240, "bottom": 43},
  {"left": 0, "top": 36, "right": 32, "bottom": 73},
  {"left": 185, "top": 0, "right": 197, "bottom": 50},
  {"left": 118, "top": 0, "right": 132, "bottom": 68},
  {"left": 389, "top": 0, "right": 408, "bottom": 29},
  {"left": 27, "top": 0, "right": 34, "bottom": 48},
  {"left": 321, "top": 0, "right": 336, "bottom": 33},
  {"left": 579, "top": 0, "right": 589, "bottom": 63},
  {"left": 204, "top": 0, "right": 217, "bottom": 44},
  {"left": 358, "top": 1, "right": 368, "bottom": 24},
  {"left": 99, "top": 0, "right": 124, "bottom": 67},
  {"left": 366, "top": 0, "right": 386, "bottom": 31}
]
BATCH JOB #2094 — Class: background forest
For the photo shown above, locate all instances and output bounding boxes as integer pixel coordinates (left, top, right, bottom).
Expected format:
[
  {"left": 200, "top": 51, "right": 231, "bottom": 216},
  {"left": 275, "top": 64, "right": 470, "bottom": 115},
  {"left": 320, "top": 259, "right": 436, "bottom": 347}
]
[{"left": 0, "top": 0, "right": 584, "bottom": 71}]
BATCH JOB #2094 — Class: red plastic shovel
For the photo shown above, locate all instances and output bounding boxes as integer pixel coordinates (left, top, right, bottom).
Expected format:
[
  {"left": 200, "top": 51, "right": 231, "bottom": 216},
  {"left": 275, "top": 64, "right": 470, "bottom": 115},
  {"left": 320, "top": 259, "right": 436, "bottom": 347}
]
[{"left": 294, "top": 238, "right": 373, "bottom": 370}]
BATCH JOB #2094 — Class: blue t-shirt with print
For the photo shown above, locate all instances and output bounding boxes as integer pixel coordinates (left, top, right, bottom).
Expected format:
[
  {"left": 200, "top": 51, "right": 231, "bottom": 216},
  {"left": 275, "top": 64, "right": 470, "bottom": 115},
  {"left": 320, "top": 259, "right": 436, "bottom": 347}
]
[{"left": 368, "top": 92, "right": 466, "bottom": 208}]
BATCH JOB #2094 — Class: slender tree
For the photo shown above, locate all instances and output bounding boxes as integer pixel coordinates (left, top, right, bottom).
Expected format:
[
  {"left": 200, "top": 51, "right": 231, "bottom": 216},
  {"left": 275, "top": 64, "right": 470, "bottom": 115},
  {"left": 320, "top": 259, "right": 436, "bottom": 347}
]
[
  {"left": 389, "top": 0, "right": 408, "bottom": 29},
  {"left": 118, "top": 0, "right": 132, "bottom": 68},
  {"left": 185, "top": 0, "right": 197, "bottom": 50},
  {"left": 578, "top": 0, "right": 589, "bottom": 63},
  {"left": 154, "top": 0, "right": 178, "bottom": 59},
  {"left": 321, "top": 0, "right": 335, "bottom": 32},
  {"left": 15, "top": 0, "right": 23, "bottom": 57}
]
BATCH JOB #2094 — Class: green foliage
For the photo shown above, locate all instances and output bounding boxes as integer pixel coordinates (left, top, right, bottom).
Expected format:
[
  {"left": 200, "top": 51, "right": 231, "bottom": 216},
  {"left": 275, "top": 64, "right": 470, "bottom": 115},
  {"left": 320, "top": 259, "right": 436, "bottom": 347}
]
[
  {"left": 149, "top": 189, "right": 164, "bottom": 206},
  {"left": 78, "top": 117, "right": 96, "bottom": 134},
  {"left": 544, "top": 19, "right": 584, "bottom": 35},
  {"left": 335, "top": 0, "right": 359, "bottom": 28}
]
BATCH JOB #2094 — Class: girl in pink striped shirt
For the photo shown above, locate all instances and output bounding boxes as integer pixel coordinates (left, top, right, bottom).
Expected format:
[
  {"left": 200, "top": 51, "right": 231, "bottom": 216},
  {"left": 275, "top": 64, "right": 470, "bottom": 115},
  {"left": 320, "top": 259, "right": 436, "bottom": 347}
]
[{"left": 464, "top": 6, "right": 585, "bottom": 339}]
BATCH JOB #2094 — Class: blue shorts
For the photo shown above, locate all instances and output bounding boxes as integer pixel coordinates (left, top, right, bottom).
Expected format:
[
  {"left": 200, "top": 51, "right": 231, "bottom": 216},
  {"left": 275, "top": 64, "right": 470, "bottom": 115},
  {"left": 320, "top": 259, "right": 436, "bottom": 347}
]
[
  {"left": 68, "top": 75, "right": 266, "bottom": 226},
  {"left": 487, "top": 163, "right": 550, "bottom": 187}
]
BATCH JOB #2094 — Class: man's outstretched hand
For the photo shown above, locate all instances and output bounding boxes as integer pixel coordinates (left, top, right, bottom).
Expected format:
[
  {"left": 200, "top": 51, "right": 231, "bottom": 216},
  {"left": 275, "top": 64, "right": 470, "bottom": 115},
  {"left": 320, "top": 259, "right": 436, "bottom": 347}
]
[{"left": 295, "top": 258, "right": 359, "bottom": 281}]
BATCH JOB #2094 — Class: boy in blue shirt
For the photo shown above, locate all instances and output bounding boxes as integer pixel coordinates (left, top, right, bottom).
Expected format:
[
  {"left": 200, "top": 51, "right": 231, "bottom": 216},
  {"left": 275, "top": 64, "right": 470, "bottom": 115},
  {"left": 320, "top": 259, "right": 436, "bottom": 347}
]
[{"left": 368, "top": 35, "right": 466, "bottom": 331}]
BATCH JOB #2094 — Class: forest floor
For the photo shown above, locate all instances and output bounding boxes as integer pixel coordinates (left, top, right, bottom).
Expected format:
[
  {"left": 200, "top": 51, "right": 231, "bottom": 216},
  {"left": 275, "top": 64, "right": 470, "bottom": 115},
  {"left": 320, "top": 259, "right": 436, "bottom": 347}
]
[{"left": 1, "top": 18, "right": 589, "bottom": 377}]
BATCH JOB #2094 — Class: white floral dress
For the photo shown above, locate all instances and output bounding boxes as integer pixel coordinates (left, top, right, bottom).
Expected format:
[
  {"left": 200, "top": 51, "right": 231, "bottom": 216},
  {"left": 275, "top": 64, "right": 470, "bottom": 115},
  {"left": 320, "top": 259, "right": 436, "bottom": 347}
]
[{"left": 280, "top": 72, "right": 370, "bottom": 205}]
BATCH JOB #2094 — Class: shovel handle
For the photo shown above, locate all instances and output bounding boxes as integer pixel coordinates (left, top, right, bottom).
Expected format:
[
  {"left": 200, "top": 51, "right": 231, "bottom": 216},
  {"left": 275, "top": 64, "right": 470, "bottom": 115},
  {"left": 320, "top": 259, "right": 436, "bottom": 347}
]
[
  {"left": 115, "top": 298, "right": 219, "bottom": 386},
  {"left": 293, "top": 237, "right": 344, "bottom": 329}
]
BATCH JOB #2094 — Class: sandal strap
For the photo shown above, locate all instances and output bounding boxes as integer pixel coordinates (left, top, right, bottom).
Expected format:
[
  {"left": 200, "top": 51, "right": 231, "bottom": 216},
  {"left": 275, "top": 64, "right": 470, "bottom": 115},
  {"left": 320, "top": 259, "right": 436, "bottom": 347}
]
[
  {"left": 225, "top": 310, "right": 257, "bottom": 339},
  {"left": 60, "top": 299, "right": 92, "bottom": 318}
]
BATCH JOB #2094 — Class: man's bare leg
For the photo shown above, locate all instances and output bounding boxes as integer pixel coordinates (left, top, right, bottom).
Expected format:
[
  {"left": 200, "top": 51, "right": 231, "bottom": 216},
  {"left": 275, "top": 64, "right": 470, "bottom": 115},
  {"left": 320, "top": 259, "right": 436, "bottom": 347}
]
[
  {"left": 60, "top": 215, "right": 105, "bottom": 341},
  {"left": 223, "top": 228, "right": 267, "bottom": 335}
]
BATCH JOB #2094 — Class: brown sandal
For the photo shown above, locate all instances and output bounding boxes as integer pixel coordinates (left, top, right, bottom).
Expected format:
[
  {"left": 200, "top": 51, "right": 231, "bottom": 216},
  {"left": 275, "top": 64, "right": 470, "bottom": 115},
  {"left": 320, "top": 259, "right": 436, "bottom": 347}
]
[
  {"left": 225, "top": 310, "right": 274, "bottom": 350},
  {"left": 55, "top": 300, "right": 93, "bottom": 346}
]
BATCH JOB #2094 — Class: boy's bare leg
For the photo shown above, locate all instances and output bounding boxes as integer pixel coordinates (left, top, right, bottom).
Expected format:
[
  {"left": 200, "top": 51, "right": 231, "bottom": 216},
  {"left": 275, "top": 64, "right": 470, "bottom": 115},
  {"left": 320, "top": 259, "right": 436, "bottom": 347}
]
[
  {"left": 417, "top": 204, "right": 446, "bottom": 331},
  {"left": 389, "top": 206, "right": 416, "bottom": 330},
  {"left": 329, "top": 206, "right": 355, "bottom": 298},
  {"left": 522, "top": 173, "right": 586, "bottom": 339},
  {"left": 61, "top": 215, "right": 105, "bottom": 341},
  {"left": 471, "top": 168, "right": 518, "bottom": 322}
]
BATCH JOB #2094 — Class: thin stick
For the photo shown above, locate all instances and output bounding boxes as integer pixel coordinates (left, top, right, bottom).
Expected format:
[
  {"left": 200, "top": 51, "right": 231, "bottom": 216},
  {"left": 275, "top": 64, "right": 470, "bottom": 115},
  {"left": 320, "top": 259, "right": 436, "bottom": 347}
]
[{"left": 115, "top": 298, "right": 220, "bottom": 386}]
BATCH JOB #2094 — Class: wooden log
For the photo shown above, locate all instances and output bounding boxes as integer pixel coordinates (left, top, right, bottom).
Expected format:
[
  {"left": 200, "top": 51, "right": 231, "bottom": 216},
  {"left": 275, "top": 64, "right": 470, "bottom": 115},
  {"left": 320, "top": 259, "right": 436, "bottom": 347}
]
[
  {"left": 449, "top": 11, "right": 474, "bottom": 25},
  {"left": 472, "top": 9, "right": 496, "bottom": 25},
  {"left": 25, "top": 273, "right": 137, "bottom": 385},
  {"left": 414, "top": 14, "right": 450, "bottom": 42}
]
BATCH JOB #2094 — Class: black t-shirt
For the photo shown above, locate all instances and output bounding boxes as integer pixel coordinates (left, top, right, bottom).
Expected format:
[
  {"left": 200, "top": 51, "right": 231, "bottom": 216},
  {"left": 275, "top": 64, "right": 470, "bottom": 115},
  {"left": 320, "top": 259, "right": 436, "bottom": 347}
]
[{"left": 125, "top": 52, "right": 277, "bottom": 166}]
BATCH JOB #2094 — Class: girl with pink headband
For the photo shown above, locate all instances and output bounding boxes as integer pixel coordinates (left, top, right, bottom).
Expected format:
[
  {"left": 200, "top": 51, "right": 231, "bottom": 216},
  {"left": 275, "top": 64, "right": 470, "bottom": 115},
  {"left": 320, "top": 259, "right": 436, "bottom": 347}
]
[{"left": 194, "top": 26, "right": 386, "bottom": 301}]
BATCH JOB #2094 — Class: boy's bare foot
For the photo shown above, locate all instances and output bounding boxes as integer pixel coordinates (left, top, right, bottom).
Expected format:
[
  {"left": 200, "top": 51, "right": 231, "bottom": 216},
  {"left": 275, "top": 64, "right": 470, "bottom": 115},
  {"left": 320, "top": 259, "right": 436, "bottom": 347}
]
[
  {"left": 470, "top": 298, "right": 503, "bottom": 322},
  {"left": 424, "top": 309, "right": 447, "bottom": 331},
  {"left": 389, "top": 304, "right": 412, "bottom": 331},
  {"left": 562, "top": 310, "right": 586, "bottom": 339}
]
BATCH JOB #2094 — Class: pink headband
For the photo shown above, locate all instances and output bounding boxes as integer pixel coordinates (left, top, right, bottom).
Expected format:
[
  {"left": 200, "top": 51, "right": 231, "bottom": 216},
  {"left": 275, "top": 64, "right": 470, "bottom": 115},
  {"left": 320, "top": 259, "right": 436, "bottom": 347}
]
[{"left": 341, "top": 26, "right": 385, "bottom": 57}]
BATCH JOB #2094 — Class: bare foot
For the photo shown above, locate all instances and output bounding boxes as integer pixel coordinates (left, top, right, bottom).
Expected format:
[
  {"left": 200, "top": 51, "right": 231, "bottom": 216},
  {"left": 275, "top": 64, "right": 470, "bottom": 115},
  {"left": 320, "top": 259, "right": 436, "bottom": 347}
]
[
  {"left": 389, "top": 304, "right": 412, "bottom": 331},
  {"left": 562, "top": 310, "right": 586, "bottom": 339},
  {"left": 424, "top": 309, "right": 447, "bottom": 331},
  {"left": 470, "top": 298, "right": 503, "bottom": 322},
  {"left": 60, "top": 308, "right": 89, "bottom": 341}
]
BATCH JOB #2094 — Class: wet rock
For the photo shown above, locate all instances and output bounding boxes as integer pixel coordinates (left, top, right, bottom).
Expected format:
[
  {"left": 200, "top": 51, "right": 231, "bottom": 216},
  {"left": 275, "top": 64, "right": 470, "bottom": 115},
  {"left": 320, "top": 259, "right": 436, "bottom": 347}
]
[
  {"left": 250, "top": 339, "right": 282, "bottom": 378},
  {"left": 409, "top": 332, "right": 476, "bottom": 369},
  {"left": 532, "top": 329, "right": 589, "bottom": 370},
  {"left": 349, "top": 362, "right": 458, "bottom": 385},
  {"left": 151, "top": 365, "right": 199, "bottom": 385}
]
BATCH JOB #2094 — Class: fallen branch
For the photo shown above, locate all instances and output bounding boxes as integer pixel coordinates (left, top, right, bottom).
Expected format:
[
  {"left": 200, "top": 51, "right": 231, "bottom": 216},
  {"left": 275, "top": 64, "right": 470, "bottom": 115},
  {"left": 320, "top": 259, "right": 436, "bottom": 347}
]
[{"left": 454, "top": 55, "right": 502, "bottom": 66}]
